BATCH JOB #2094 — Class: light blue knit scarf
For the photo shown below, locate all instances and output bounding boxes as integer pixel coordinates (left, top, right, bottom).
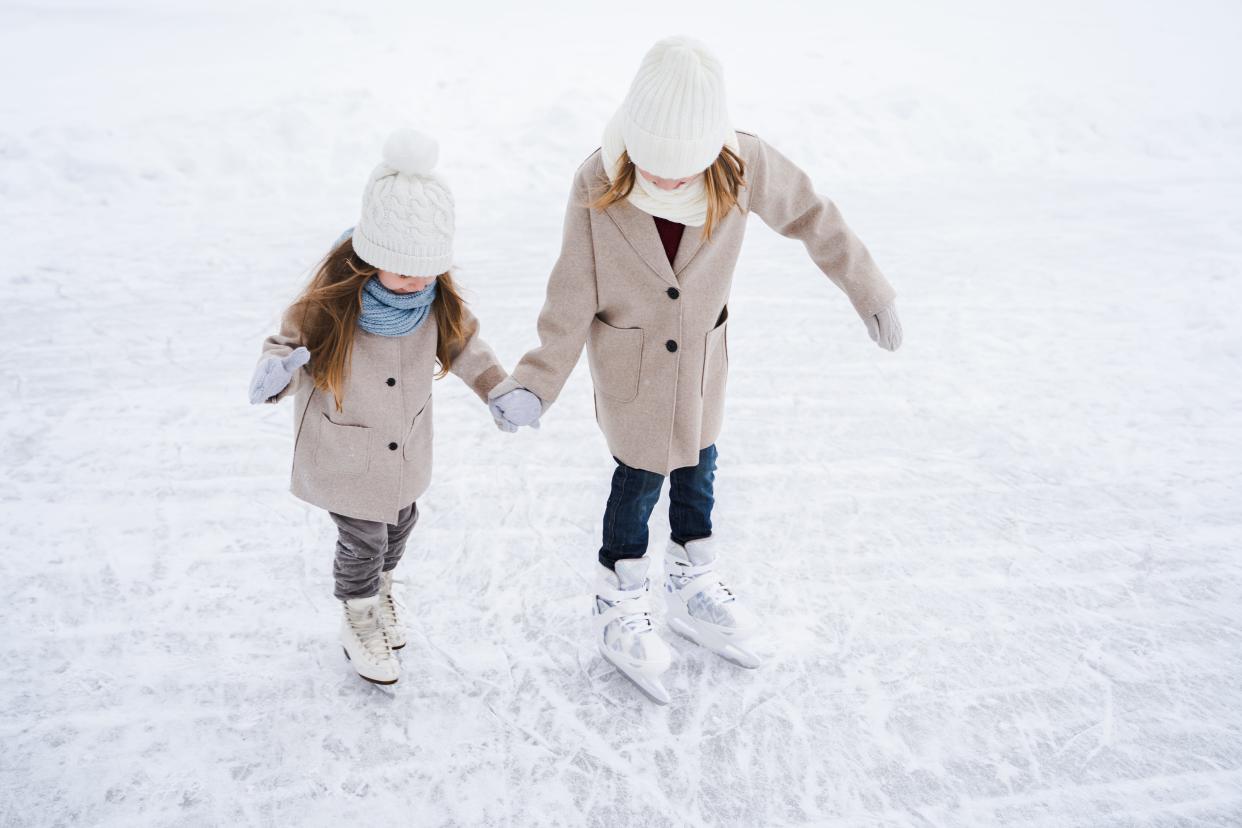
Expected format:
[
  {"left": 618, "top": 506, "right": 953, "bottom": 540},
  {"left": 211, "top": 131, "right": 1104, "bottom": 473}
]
[{"left": 358, "top": 277, "right": 438, "bottom": 337}]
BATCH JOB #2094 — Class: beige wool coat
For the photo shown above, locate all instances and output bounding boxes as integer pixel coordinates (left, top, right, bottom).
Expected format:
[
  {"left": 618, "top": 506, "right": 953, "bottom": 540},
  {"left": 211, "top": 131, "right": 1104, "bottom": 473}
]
[
  {"left": 501, "top": 131, "right": 896, "bottom": 475},
  {"left": 261, "top": 307, "right": 506, "bottom": 524}
]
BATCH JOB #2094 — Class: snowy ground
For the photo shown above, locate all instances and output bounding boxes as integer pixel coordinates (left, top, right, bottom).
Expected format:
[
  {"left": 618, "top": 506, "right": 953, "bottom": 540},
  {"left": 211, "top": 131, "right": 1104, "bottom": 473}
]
[{"left": 2, "top": 1, "right": 1241, "bottom": 826}]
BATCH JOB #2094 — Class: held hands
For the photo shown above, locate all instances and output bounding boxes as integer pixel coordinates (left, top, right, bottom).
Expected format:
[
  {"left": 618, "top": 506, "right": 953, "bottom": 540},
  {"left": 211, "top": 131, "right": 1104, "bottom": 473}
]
[
  {"left": 864, "top": 303, "right": 903, "bottom": 352},
  {"left": 248, "top": 347, "right": 310, "bottom": 404},
  {"left": 488, "top": 387, "right": 543, "bottom": 433}
]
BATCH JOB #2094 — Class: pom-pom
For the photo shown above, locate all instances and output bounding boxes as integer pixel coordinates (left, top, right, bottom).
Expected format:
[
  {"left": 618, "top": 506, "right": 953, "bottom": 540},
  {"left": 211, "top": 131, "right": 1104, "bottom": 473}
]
[{"left": 382, "top": 128, "right": 438, "bottom": 176}]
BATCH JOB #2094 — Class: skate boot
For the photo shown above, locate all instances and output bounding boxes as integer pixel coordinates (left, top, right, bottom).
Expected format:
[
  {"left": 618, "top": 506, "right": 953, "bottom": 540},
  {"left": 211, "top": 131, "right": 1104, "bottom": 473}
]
[
  {"left": 340, "top": 595, "right": 399, "bottom": 685},
  {"left": 664, "top": 537, "right": 761, "bottom": 668},
  {"left": 594, "top": 555, "right": 673, "bottom": 704},
  {"left": 378, "top": 570, "right": 407, "bottom": 650}
]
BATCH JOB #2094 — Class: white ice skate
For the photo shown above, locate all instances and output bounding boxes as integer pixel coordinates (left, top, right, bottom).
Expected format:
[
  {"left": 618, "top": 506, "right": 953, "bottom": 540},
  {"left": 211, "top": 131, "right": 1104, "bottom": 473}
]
[
  {"left": 664, "top": 538, "right": 762, "bottom": 669},
  {"left": 341, "top": 595, "right": 400, "bottom": 685},
  {"left": 378, "top": 570, "right": 407, "bottom": 650},
  {"left": 594, "top": 555, "right": 673, "bottom": 704}
]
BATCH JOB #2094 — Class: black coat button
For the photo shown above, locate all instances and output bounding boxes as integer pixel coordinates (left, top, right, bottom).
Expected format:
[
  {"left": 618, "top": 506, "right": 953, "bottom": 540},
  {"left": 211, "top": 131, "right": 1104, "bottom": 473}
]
[
  {"left": 666, "top": 287, "right": 680, "bottom": 299},
  {"left": 386, "top": 378, "right": 396, "bottom": 386},
  {"left": 666, "top": 340, "right": 678, "bottom": 353},
  {"left": 388, "top": 442, "right": 398, "bottom": 451}
]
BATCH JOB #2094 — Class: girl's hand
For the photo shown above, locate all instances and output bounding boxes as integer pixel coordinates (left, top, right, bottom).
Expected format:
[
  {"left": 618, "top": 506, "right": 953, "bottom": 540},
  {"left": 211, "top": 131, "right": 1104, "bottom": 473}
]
[
  {"left": 488, "top": 387, "right": 543, "bottom": 432},
  {"left": 249, "top": 347, "right": 310, "bottom": 404},
  {"left": 864, "top": 303, "right": 903, "bottom": 351}
]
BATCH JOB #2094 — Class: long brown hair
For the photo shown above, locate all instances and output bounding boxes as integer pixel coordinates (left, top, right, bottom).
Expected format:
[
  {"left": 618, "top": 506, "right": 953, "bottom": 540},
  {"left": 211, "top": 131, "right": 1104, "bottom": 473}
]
[
  {"left": 590, "top": 145, "right": 746, "bottom": 239},
  {"left": 288, "top": 236, "right": 472, "bottom": 410}
]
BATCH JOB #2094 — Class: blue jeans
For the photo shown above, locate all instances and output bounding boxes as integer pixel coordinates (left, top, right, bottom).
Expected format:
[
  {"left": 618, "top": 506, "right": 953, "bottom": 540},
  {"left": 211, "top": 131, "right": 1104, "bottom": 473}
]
[{"left": 599, "top": 444, "right": 717, "bottom": 570}]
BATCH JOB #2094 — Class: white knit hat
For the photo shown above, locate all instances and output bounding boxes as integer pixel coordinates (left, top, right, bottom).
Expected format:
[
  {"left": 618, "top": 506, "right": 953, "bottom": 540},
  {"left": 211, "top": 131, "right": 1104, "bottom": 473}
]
[
  {"left": 353, "top": 129, "right": 454, "bottom": 277},
  {"left": 607, "top": 36, "right": 732, "bottom": 179}
]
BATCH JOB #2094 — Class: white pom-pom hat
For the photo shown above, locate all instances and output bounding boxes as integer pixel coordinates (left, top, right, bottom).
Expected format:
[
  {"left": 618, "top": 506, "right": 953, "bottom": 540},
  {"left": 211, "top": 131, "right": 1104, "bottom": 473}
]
[
  {"left": 605, "top": 36, "right": 734, "bottom": 179},
  {"left": 353, "top": 128, "right": 454, "bottom": 277}
]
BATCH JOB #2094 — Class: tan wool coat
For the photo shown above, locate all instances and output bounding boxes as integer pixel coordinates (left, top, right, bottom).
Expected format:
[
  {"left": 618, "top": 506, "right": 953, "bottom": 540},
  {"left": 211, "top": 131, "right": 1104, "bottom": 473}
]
[
  {"left": 261, "top": 306, "right": 506, "bottom": 524},
  {"left": 503, "top": 131, "right": 897, "bottom": 475}
]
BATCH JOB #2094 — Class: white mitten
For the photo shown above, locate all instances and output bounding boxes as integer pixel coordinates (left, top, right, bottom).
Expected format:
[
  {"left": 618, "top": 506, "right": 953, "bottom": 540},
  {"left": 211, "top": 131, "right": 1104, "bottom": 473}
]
[
  {"left": 249, "top": 347, "right": 310, "bottom": 404},
  {"left": 864, "top": 303, "right": 903, "bottom": 352},
  {"left": 487, "top": 387, "right": 543, "bottom": 432}
]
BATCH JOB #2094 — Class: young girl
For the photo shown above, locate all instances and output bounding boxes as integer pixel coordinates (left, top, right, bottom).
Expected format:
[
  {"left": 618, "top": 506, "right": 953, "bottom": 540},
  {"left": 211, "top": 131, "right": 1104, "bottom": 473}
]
[
  {"left": 488, "top": 38, "right": 903, "bottom": 703},
  {"left": 251, "top": 129, "right": 508, "bottom": 686}
]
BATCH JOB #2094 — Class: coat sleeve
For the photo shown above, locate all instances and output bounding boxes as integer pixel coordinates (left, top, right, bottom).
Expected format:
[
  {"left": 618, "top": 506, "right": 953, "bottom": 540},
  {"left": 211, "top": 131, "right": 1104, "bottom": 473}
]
[
  {"left": 446, "top": 303, "right": 508, "bottom": 402},
  {"left": 258, "top": 307, "right": 311, "bottom": 404},
  {"left": 509, "top": 174, "right": 599, "bottom": 408},
  {"left": 743, "top": 134, "right": 896, "bottom": 319}
]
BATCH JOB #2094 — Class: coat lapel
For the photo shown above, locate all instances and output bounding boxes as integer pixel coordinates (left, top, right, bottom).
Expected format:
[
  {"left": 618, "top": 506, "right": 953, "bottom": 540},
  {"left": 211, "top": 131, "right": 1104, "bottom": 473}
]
[
  {"left": 672, "top": 222, "right": 706, "bottom": 275},
  {"left": 604, "top": 199, "right": 678, "bottom": 287}
]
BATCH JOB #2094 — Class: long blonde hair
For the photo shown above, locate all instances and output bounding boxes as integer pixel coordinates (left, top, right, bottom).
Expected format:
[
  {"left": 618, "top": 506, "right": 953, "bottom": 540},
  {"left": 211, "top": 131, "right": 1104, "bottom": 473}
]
[
  {"left": 288, "top": 235, "right": 472, "bottom": 410},
  {"left": 590, "top": 146, "right": 746, "bottom": 239}
]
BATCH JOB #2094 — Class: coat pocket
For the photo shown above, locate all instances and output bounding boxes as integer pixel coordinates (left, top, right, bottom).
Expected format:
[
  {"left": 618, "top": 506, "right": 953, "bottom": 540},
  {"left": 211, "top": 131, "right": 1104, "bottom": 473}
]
[
  {"left": 402, "top": 392, "right": 434, "bottom": 462},
  {"left": 314, "top": 414, "right": 372, "bottom": 476},
  {"left": 587, "top": 316, "right": 644, "bottom": 403},
  {"left": 701, "top": 306, "right": 729, "bottom": 397}
]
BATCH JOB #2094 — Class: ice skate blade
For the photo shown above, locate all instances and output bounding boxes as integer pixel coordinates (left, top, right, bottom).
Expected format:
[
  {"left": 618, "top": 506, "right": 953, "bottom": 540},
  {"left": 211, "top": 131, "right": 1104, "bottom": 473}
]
[
  {"left": 668, "top": 617, "right": 762, "bottom": 669},
  {"left": 342, "top": 647, "right": 399, "bottom": 685},
  {"left": 599, "top": 647, "right": 671, "bottom": 705}
]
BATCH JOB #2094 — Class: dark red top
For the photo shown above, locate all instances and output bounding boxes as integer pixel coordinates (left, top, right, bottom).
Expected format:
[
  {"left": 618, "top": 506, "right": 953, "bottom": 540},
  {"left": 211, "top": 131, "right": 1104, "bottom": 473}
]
[{"left": 653, "top": 216, "right": 685, "bottom": 265}]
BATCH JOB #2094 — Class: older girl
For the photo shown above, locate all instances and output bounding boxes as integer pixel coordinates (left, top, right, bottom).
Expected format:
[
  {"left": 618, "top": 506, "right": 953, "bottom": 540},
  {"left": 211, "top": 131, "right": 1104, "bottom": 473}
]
[
  {"left": 488, "top": 38, "right": 902, "bottom": 703},
  {"left": 251, "top": 130, "right": 507, "bottom": 686}
]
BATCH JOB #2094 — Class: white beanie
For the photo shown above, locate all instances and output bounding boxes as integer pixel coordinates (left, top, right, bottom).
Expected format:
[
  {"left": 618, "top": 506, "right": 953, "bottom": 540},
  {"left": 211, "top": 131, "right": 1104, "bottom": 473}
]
[
  {"left": 352, "top": 129, "right": 454, "bottom": 277},
  {"left": 607, "top": 36, "right": 732, "bottom": 179}
]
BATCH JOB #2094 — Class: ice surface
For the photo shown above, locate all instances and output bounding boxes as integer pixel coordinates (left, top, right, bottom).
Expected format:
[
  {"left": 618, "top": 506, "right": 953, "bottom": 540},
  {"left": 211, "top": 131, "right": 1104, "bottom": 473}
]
[{"left": 2, "top": 1, "right": 1241, "bottom": 825}]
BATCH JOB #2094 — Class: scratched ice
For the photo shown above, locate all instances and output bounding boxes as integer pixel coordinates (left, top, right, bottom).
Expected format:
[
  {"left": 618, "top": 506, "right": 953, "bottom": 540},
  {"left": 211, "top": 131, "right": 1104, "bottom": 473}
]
[{"left": 2, "top": 1, "right": 1240, "bottom": 825}]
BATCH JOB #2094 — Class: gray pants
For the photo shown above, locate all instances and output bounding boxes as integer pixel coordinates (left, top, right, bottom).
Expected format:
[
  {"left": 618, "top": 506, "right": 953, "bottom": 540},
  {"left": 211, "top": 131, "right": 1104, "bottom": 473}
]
[{"left": 329, "top": 502, "right": 419, "bottom": 600}]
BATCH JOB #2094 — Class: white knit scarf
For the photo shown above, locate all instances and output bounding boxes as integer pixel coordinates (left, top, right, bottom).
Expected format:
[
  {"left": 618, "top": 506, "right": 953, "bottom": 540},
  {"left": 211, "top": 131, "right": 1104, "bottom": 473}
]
[{"left": 601, "top": 113, "right": 739, "bottom": 227}]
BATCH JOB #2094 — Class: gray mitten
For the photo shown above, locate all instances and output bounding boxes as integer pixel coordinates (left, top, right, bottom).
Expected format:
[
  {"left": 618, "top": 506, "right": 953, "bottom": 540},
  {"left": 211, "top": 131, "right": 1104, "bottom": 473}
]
[
  {"left": 488, "top": 388, "right": 543, "bottom": 432},
  {"left": 864, "top": 303, "right": 903, "bottom": 352},
  {"left": 249, "top": 347, "right": 310, "bottom": 404}
]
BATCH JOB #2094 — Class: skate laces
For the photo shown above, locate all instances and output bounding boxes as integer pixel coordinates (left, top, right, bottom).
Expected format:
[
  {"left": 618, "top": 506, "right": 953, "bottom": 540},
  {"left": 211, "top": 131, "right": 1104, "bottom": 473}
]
[
  {"left": 347, "top": 605, "right": 392, "bottom": 659},
  {"left": 616, "top": 602, "right": 654, "bottom": 635},
  {"left": 379, "top": 587, "right": 404, "bottom": 629},
  {"left": 672, "top": 561, "right": 735, "bottom": 604},
  {"left": 701, "top": 579, "right": 735, "bottom": 605},
  {"left": 601, "top": 586, "right": 655, "bottom": 635}
]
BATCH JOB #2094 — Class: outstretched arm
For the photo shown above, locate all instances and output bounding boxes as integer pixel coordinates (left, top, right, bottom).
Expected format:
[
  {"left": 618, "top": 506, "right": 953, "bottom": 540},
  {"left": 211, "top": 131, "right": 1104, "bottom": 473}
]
[{"left": 745, "top": 134, "right": 900, "bottom": 347}]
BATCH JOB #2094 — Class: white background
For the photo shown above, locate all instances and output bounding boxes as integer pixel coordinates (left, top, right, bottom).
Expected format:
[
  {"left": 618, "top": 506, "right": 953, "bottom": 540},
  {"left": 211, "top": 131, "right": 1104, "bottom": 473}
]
[{"left": 2, "top": 1, "right": 1240, "bottom": 825}]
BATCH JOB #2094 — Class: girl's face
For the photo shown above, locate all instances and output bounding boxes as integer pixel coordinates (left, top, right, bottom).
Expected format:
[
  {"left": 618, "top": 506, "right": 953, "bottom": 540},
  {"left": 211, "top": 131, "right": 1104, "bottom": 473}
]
[
  {"left": 378, "top": 270, "right": 436, "bottom": 293},
  {"left": 636, "top": 166, "right": 696, "bottom": 191}
]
